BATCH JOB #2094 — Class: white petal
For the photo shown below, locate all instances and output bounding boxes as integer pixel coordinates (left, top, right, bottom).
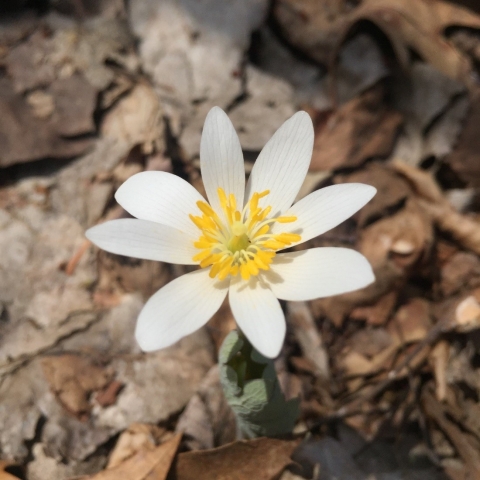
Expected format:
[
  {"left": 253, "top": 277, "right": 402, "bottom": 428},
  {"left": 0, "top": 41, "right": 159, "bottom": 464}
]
[
  {"left": 245, "top": 111, "right": 313, "bottom": 215},
  {"left": 200, "top": 107, "right": 245, "bottom": 216},
  {"left": 266, "top": 248, "right": 375, "bottom": 301},
  {"left": 229, "top": 279, "right": 286, "bottom": 358},
  {"left": 272, "top": 183, "right": 377, "bottom": 247},
  {"left": 115, "top": 171, "right": 205, "bottom": 238},
  {"left": 135, "top": 269, "right": 229, "bottom": 351},
  {"left": 85, "top": 219, "right": 198, "bottom": 264}
]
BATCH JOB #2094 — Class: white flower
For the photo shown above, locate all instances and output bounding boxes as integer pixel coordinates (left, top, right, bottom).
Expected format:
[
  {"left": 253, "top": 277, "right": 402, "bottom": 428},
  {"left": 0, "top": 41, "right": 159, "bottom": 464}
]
[{"left": 86, "top": 107, "right": 376, "bottom": 358}]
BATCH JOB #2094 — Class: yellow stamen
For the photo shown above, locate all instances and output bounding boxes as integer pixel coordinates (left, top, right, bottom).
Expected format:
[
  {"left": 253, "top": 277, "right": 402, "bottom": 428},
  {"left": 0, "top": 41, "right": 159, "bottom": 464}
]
[
  {"left": 276, "top": 216, "right": 297, "bottom": 223},
  {"left": 189, "top": 189, "right": 301, "bottom": 280}
]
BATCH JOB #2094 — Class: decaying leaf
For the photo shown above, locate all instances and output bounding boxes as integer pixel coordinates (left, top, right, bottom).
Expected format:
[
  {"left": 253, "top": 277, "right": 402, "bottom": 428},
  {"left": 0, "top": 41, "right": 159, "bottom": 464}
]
[
  {"left": 101, "top": 82, "right": 165, "bottom": 155},
  {"left": 0, "top": 461, "right": 21, "bottom": 480},
  {"left": 310, "top": 85, "right": 402, "bottom": 171},
  {"left": 173, "top": 437, "right": 301, "bottom": 480},
  {"left": 41, "top": 354, "right": 113, "bottom": 417},
  {"left": 393, "top": 161, "right": 480, "bottom": 256},
  {"left": 175, "top": 365, "right": 236, "bottom": 450},
  {"left": 359, "top": 197, "right": 433, "bottom": 270},
  {"left": 79, "top": 433, "right": 181, "bottom": 480},
  {"left": 107, "top": 424, "right": 164, "bottom": 468},
  {"left": 423, "top": 390, "right": 480, "bottom": 476},
  {"left": 287, "top": 302, "right": 330, "bottom": 381},
  {"left": 447, "top": 89, "right": 480, "bottom": 187},
  {"left": 337, "top": 162, "right": 412, "bottom": 227},
  {"left": 0, "top": 77, "right": 94, "bottom": 167},
  {"left": 274, "top": 0, "right": 480, "bottom": 85}
]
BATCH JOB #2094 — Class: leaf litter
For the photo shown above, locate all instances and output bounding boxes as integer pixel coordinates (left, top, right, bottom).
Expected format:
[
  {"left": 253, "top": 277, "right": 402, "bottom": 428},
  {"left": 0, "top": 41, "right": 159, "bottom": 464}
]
[{"left": 3, "top": 0, "right": 480, "bottom": 479}]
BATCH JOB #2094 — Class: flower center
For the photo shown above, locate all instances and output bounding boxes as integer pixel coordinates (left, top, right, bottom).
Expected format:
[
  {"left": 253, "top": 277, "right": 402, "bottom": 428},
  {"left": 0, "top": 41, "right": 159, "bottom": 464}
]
[{"left": 189, "top": 187, "right": 301, "bottom": 281}]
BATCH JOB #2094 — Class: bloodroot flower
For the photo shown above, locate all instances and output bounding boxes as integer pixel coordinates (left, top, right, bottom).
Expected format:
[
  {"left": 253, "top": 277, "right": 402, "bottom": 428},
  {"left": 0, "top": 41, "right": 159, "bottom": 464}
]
[{"left": 86, "top": 107, "right": 376, "bottom": 358}]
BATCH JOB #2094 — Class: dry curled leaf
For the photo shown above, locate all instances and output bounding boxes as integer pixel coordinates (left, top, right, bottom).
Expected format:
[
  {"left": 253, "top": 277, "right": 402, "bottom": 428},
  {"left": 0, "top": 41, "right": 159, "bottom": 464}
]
[{"left": 274, "top": 0, "right": 480, "bottom": 86}]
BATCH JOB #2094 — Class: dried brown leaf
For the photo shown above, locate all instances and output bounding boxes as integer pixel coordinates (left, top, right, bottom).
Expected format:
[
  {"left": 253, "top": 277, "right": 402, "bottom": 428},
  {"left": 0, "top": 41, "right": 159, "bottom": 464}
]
[
  {"left": 0, "top": 461, "right": 20, "bottom": 480},
  {"left": 0, "top": 77, "right": 94, "bottom": 167},
  {"left": 359, "top": 197, "right": 433, "bottom": 271},
  {"left": 175, "top": 365, "right": 236, "bottom": 450},
  {"left": 173, "top": 437, "right": 301, "bottom": 480},
  {"left": 101, "top": 83, "right": 165, "bottom": 155},
  {"left": 447, "top": 89, "right": 480, "bottom": 186},
  {"left": 393, "top": 161, "right": 480, "bottom": 256},
  {"left": 338, "top": 163, "right": 412, "bottom": 228},
  {"left": 287, "top": 301, "right": 330, "bottom": 381},
  {"left": 274, "top": 0, "right": 480, "bottom": 85},
  {"left": 78, "top": 433, "right": 181, "bottom": 480},
  {"left": 350, "top": 290, "right": 398, "bottom": 326},
  {"left": 41, "top": 354, "right": 113, "bottom": 417},
  {"left": 440, "top": 251, "right": 480, "bottom": 297},
  {"left": 107, "top": 424, "right": 166, "bottom": 469},
  {"left": 310, "top": 86, "right": 402, "bottom": 172}
]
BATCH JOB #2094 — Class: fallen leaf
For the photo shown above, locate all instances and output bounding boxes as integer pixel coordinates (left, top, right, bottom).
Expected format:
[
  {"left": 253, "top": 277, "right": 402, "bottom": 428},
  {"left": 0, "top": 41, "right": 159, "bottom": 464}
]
[
  {"left": 359, "top": 197, "right": 433, "bottom": 271},
  {"left": 0, "top": 77, "right": 93, "bottom": 167},
  {"left": 454, "top": 295, "right": 480, "bottom": 331},
  {"left": 228, "top": 65, "right": 295, "bottom": 151},
  {"left": 41, "top": 354, "right": 113, "bottom": 417},
  {"left": 440, "top": 251, "right": 480, "bottom": 297},
  {"left": 393, "top": 161, "right": 480, "bottom": 256},
  {"left": 175, "top": 365, "right": 236, "bottom": 450},
  {"left": 107, "top": 424, "right": 166, "bottom": 469},
  {"left": 79, "top": 433, "right": 181, "bottom": 480},
  {"left": 101, "top": 82, "right": 165, "bottom": 155},
  {"left": 274, "top": 0, "right": 480, "bottom": 85},
  {"left": 287, "top": 301, "right": 330, "bottom": 381},
  {"left": 338, "top": 162, "right": 412, "bottom": 228},
  {"left": 388, "top": 298, "right": 432, "bottom": 344},
  {"left": 350, "top": 290, "right": 398, "bottom": 326},
  {"left": 173, "top": 437, "right": 301, "bottom": 480},
  {"left": 447, "top": 89, "right": 480, "bottom": 186},
  {"left": 310, "top": 85, "right": 402, "bottom": 171},
  {"left": 0, "top": 461, "right": 20, "bottom": 480}
]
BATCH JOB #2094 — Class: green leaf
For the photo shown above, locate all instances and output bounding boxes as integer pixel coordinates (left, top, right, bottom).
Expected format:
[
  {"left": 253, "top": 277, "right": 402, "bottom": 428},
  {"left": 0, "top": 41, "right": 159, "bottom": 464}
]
[{"left": 219, "top": 330, "right": 299, "bottom": 438}]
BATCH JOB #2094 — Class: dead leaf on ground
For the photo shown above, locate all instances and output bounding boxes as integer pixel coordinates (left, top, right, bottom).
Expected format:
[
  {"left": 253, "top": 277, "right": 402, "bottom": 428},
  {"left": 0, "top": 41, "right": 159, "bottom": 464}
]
[
  {"left": 173, "top": 437, "right": 301, "bottom": 480},
  {"left": 101, "top": 82, "right": 165, "bottom": 155},
  {"left": 446, "top": 89, "right": 480, "bottom": 187},
  {"left": 337, "top": 162, "right": 412, "bottom": 228},
  {"left": 423, "top": 390, "right": 480, "bottom": 475},
  {"left": 393, "top": 161, "right": 480, "bottom": 256},
  {"left": 0, "top": 77, "right": 94, "bottom": 167},
  {"left": 41, "top": 354, "right": 113, "bottom": 418},
  {"left": 78, "top": 433, "right": 181, "bottom": 480},
  {"left": 175, "top": 365, "right": 236, "bottom": 451},
  {"left": 107, "top": 424, "right": 167, "bottom": 469},
  {"left": 440, "top": 251, "right": 480, "bottom": 297},
  {"left": 287, "top": 302, "right": 330, "bottom": 382},
  {"left": 359, "top": 197, "right": 433, "bottom": 271},
  {"left": 310, "top": 85, "right": 402, "bottom": 172},
  {"left": 350, "top": 290, "right": 398, "bottom": 326},
  {"left": 274, "top": 0, "right": 480, "bottom": 86},
  {"left": 96, "top": 250, "right": 171, "bottom": 302},
  {"left": 0, "top": 461, "right": 20, "bottom": 480}
]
